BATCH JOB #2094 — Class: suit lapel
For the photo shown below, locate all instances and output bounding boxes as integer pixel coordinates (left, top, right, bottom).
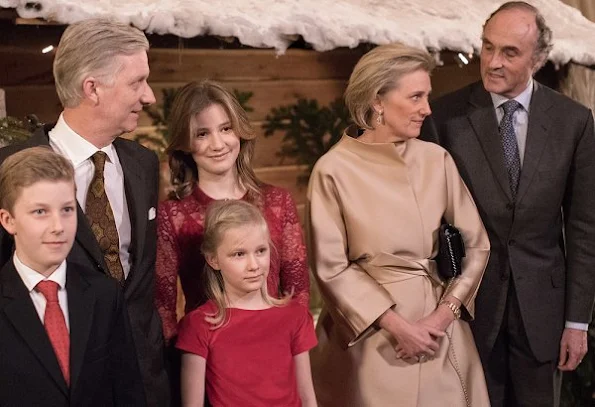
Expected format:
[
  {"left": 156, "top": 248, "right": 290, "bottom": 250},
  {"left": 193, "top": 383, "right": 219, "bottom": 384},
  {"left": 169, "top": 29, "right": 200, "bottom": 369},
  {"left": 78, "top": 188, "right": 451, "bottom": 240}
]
[
  {"left": 467, "top": 84, "right": 513, "bottom": 201},
  {"left": 66, "top": 264, "right": 95, "bottom": 392},
  {"left": 515, "top": 82, "right": 553, "bottom": 204},
  {"left": 28, "top": 125, "right": 52, "bottom": 147},
  {"left": 0, "top": 261, "right": 69, "bottom": 395},
  {"left": 113, "top": 139, "right": 147, "bottom": 290},
  {"left": 29, "top": 126, "right": 108, "bottom": 273}
]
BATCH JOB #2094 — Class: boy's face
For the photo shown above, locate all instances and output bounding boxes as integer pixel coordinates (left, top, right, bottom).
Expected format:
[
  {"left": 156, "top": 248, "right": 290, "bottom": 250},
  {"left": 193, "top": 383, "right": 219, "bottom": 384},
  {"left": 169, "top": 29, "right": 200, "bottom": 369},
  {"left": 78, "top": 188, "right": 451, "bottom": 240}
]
[{"left": 0, "top": 180, "right": 77, "bottom": 277}]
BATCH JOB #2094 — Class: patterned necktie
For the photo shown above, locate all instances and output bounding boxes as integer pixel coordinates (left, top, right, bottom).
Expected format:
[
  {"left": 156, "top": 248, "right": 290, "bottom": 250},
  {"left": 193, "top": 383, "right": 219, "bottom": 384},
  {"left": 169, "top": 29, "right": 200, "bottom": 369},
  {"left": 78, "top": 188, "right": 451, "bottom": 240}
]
[
  {"left": 85, "top": 152, "right": 125, "bottom": 283},
  {"left": 499, "top": 100, "right": 522, "bottom": 200},
  {"left": 36, "top": 281, "right": 70, "bottom": 386}
]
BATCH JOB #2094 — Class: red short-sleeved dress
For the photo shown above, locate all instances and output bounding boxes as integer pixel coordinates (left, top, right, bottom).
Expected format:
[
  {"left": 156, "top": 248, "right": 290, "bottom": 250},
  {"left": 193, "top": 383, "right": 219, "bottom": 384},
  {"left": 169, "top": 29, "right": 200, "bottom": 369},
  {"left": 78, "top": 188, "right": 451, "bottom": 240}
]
[
  {"left": 177, "top": 300, "right": 317, "bottom": 407},
  {"left": 157, "top": 184, "right": 310, "bottom": 342}
]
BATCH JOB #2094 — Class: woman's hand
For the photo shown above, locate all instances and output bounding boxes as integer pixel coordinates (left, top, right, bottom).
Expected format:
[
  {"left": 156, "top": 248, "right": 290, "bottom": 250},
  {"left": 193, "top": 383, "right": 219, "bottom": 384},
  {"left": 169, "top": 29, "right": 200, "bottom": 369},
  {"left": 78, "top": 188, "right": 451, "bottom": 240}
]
[
  {"left": 378, "top": 309, "right": 444, "bottom": 360},
  {"left": 417, "top": 305, "right": 456, "bottom": 333},
  {"left": 394, "top": 296, "right": 462, "bottom": 360}
]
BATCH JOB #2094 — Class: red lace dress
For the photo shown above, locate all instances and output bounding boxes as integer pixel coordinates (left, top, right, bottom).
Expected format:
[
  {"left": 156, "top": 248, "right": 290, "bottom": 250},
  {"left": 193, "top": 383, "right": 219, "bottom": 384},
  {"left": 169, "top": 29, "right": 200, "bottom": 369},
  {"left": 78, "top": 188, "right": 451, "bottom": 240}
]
[{"left": 156, "top": 184, "right": 310, "bottom": 341}]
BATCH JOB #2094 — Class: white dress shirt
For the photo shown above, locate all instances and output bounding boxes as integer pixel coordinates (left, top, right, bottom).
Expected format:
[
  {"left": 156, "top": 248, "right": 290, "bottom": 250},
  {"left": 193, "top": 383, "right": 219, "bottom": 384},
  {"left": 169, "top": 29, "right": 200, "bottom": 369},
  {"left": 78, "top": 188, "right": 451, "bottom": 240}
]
[
  {"left": 49, "top": 114, "right": 132, "bottom": 278},
  {"left": 13, "top": 254, "right": 70, "bottom": 331},
  {"left": 490, "top": 80, "right": 588, "bottom": 332}
]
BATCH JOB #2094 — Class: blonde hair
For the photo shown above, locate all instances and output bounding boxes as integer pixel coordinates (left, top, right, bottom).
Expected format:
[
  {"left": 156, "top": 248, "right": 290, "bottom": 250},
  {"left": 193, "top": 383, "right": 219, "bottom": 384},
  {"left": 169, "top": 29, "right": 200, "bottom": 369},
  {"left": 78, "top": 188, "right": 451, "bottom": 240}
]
[
  {"left": 54, "top": 18, "right": 149, "bottom": 108},
  {"left": 202, "top": 200, "right": 290, "bottom": 329},
  {"left": 0, "top": 147, "right": 75, "bottom": 213},
  {"left": 166, "top": 80, "right": 262, "bottom": 201},
  {"left": 345, "top": 43, "right": 436, "bottom": 129}
]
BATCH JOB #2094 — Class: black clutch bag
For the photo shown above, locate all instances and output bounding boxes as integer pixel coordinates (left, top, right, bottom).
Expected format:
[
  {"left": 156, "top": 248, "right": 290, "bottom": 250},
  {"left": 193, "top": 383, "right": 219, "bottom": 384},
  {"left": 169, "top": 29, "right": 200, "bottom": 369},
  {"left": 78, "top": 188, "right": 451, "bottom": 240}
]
[{"left": 436, "top": 224, "right": 466, "bottom": 280}]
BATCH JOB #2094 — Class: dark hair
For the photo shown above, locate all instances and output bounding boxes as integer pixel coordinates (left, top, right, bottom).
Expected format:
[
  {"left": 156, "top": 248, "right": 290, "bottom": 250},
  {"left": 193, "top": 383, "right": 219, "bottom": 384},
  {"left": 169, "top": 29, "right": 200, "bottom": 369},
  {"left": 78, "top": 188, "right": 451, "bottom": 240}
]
[{"left": 484, "top": 1, "right": 553, "bottom": 68}]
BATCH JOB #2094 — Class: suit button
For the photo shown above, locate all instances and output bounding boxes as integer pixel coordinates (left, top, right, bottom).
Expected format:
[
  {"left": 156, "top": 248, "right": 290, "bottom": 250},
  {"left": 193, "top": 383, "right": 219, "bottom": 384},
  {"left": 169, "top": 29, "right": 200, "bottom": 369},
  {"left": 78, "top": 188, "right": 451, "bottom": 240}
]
[
  {"left": 508, "top": 239, "right": 516, "bottom": 246},
  {"left": 506, "top": 203, "right": 514, "bottom": 210},
  {"left": 500, "top": 273, "right": 509, "bottom": 281}
]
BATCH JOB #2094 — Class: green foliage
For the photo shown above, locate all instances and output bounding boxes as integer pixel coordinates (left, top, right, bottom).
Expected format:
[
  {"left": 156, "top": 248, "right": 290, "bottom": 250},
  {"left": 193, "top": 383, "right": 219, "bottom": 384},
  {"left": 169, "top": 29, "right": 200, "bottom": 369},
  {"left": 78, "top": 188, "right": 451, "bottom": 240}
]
[
  {"left": 233, "top": 89, "right": 254, "bottom": 113},
  {"left": 143, "top": 87, "right": 179, "bottom": 144},
  {"left": 0, "top": 115, "right": 40, "bottom": 146},
  {"left": 262, "top": 97, "right": 351, "bottom": 183},
  {"left": 561, "top": 324, "right": 595, "bottom": 406}
]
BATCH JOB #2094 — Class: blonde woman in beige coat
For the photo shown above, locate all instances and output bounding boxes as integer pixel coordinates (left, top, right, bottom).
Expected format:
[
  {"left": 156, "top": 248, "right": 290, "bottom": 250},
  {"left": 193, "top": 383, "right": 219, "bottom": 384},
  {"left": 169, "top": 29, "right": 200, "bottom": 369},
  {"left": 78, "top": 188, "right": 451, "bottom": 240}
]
[{"left": 307, "top": 43, "right": 491, "bottom": 406}]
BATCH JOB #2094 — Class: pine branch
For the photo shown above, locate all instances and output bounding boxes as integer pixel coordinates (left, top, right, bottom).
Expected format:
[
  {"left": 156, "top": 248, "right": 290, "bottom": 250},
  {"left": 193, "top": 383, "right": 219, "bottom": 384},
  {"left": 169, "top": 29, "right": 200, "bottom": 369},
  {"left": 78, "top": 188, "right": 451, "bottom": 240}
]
[{"left": 263, "top": 97, "right": 351, "bottom": 183}]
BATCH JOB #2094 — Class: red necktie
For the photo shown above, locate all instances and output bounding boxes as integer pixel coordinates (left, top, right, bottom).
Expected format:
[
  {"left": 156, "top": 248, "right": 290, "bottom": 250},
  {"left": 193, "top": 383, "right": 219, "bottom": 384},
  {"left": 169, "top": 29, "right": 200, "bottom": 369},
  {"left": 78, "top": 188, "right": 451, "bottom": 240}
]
[{"left": 36, "top": 280, "right": 70, "bottom": 386}]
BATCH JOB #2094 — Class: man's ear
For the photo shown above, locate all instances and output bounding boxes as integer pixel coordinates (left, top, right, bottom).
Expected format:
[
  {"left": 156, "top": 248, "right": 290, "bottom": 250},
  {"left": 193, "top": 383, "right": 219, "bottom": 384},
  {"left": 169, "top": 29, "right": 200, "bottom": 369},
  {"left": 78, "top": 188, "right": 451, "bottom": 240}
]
[
  {"left": 205, "top": 253, "right": 220, "bottom": 270},
  {"left": 82, "top": 77, "right": 100, "bottom": 104},
  {"left": 0, "top": 209, "right": 16, "bottom": 235},
  {"left": 532, "top": 53, "right": 548, "bottom": 75}
]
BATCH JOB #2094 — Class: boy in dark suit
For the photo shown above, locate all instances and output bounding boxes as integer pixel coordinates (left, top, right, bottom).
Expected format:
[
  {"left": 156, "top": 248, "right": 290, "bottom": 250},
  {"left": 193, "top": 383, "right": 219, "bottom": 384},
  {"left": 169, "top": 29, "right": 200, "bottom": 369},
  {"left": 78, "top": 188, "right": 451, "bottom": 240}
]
[{"left": 0, "top": 147, "right": 146, "bottom": 406}]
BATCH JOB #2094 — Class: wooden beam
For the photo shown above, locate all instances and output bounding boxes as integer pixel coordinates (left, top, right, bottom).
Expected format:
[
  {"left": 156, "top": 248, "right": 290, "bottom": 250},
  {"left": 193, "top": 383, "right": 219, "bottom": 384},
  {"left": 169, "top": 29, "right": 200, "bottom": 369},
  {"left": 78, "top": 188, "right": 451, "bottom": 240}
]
[
  {"left": 0, "top": 8, "right": 18, "bottom": 20},
  {"left": 0, "top": 47, "right": 363, "bottom": 86},
  {"left": 15, "top": 17, "right": 63, "bottom": 26},
  {"left": 3, "top": 79, "right": 349, "bottom": 124},
  {"left": 0, "top": 88, "right": 5, "bottom": 118}
]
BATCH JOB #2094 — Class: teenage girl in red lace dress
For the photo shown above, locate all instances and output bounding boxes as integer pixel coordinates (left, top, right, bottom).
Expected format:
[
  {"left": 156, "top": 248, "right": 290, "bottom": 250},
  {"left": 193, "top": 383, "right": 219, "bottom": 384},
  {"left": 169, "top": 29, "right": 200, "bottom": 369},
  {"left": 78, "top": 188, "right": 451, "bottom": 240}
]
[{"left": 156, "top": 80, "right": 310, "bottom": 343}]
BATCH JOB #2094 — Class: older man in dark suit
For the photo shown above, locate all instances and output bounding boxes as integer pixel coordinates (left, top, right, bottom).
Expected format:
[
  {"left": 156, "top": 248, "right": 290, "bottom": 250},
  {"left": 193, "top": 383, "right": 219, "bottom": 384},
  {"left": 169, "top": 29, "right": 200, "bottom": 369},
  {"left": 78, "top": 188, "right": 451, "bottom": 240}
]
[
  {"left": 0, "top": 19, "right": 169, "bottom": 406},
  {"left": 421, "top": 2, "right": 595, "bottom": 406}
]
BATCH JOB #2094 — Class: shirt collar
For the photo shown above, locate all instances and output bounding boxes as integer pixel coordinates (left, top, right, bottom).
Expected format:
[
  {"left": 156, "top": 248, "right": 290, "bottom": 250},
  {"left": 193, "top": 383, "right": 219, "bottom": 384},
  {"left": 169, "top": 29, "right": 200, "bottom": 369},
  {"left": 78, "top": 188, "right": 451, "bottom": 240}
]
[
  {"left": 49, "top": 113, "right": 117, "bottom": 167},
  {"left": 490, "top": 78, "right": 534, "bottom": 113},
  {"left": 13, "top": 253, "right": 67, "bottom": 293}
]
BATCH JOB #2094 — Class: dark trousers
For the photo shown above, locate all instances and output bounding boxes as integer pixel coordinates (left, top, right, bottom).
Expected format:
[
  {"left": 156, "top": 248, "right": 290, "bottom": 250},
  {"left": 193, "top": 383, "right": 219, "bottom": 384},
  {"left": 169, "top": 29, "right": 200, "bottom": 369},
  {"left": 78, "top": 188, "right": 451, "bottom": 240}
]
[{"left": 484, "top": 280, "right": 562, "bottom": 407}]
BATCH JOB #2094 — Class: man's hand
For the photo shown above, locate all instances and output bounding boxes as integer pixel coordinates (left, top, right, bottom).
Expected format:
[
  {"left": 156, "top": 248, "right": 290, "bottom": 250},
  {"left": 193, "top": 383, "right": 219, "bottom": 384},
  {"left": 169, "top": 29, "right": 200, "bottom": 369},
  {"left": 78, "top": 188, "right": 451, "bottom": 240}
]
[{"left": 558, "top": 328, "right": 588, "bottom": 371}]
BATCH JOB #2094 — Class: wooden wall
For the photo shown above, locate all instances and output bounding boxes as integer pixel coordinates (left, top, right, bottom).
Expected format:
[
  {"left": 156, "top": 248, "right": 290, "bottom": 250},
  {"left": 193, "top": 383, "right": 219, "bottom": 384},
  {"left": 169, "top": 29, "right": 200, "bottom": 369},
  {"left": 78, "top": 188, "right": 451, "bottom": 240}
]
[{"left": 1, "top": 45, "right": 481, "bottom": 214}]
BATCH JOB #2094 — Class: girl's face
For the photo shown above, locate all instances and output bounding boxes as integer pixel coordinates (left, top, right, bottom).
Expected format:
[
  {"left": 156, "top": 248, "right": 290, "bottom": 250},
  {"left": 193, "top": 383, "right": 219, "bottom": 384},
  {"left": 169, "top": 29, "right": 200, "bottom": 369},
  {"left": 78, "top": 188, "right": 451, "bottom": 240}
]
[
  {"left": 206, "top": 223, "right": 270, "bottom": 301},
  {"left": 190, "top": 103, "right": 241, "bottom": 179}
]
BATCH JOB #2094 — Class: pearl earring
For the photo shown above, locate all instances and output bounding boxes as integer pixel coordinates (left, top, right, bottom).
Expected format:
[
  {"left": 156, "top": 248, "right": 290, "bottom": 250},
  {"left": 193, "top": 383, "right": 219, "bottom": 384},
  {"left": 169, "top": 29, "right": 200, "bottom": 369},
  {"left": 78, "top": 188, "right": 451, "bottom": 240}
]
[{"left": 376, "top": 110, "right": 384, "bottom": 125}]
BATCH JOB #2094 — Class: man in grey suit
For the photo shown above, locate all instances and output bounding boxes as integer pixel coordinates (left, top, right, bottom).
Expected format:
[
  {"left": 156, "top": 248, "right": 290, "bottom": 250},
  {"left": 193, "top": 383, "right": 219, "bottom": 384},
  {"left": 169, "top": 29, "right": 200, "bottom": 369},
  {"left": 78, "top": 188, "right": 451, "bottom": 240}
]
[
  {"left": 0, "top": 20, "right": 170, "bottom": 406},
  {"left": 421, "top": 2, "right": 595, "bottom": 406}
]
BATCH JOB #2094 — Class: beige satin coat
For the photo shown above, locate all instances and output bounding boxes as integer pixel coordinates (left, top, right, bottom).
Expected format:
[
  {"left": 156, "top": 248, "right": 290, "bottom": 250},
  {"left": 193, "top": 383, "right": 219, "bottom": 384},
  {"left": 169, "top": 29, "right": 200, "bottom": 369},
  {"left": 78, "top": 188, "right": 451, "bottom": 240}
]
[{"left": 307, "top": 131, "right": 491, "bottom": 406}]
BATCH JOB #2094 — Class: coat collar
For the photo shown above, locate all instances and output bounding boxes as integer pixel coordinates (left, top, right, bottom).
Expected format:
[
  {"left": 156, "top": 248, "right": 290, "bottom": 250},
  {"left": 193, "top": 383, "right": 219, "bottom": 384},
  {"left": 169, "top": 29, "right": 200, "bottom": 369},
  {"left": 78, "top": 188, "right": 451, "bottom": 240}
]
[
  {"left": 112, "top": 138, "right": 147, "bottom": 291},
  {"left": 515, "top": 82, "right": 554, "bottom": 204},
  {"left": 467, "top": 82, "right": 513, "bottom": 201}
]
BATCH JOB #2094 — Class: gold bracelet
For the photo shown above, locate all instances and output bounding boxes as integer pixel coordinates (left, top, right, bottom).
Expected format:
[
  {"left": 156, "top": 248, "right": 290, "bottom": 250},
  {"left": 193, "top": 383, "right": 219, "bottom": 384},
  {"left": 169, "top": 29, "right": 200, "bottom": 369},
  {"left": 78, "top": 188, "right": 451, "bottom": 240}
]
[{"left": 439, "top": 299, "right": 461, "bottom": 319}]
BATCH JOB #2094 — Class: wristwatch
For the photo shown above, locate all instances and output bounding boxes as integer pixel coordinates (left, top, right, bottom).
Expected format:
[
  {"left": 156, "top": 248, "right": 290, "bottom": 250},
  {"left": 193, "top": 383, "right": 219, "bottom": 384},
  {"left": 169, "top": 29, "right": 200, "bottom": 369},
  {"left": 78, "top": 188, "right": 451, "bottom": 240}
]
[{"left": 439, "top": 299, "right": 461, "bottom": 320}]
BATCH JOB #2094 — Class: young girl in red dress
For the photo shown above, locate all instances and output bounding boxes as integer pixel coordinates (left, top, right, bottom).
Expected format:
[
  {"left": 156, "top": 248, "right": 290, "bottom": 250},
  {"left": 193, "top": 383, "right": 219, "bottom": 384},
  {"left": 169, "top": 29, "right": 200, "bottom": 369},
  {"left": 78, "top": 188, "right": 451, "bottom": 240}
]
[{"left": 176, "top": 200, "right": 317, "bottom": 407}]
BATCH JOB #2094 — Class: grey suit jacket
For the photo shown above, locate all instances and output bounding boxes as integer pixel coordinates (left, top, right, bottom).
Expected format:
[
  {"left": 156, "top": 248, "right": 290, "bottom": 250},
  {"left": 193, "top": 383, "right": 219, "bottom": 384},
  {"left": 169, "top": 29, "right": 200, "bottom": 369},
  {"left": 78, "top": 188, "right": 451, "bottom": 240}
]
[
  {"left": 421, "top": 80, "right": 595, "bottom": 362},
  {"left": 0, "top": 125, "right": 170, "bottom": 406}
]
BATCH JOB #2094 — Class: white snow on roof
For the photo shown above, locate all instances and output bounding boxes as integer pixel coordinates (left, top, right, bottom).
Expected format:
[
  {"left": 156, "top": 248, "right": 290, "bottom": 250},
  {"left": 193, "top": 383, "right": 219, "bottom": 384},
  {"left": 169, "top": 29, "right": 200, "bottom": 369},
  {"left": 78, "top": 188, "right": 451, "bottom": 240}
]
[{"left": 1, "top": 0, "right": 594, "bottom": 65}]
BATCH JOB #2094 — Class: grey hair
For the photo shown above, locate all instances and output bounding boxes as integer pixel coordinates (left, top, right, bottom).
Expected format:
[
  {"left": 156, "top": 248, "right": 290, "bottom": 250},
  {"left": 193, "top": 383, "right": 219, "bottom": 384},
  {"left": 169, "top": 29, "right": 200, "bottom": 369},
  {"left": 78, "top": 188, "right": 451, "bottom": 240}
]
[{"left": 53, "top": 18, "right": 149, "bottom": 108}]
